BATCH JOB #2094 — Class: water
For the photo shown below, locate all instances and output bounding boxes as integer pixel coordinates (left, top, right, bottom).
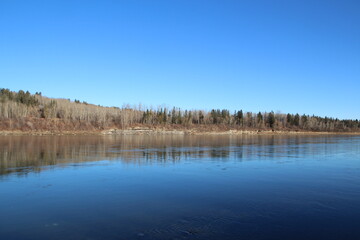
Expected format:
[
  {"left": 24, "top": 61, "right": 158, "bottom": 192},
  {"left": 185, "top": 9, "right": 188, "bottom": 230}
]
[{"left": 0, "top": 134, "right": 359, "bottom": 240}]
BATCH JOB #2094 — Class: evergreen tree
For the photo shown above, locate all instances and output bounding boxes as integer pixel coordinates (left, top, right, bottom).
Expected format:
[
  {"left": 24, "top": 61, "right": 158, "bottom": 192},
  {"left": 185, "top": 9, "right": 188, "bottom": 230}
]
[
  {"left": 294, "top": 114, "right": 300, "bottom": 126},
  {"left": 267, "top": 111, "right": 275, "bottom": 128},
  {"left": 287, "top": 113, "right": 293, "bottom": 125},
  {"left": 257, "top": 112, "right": 263, "bottom": 124},
  {"left": 235, "top": 110, "right": 243, "bottom": 126}
]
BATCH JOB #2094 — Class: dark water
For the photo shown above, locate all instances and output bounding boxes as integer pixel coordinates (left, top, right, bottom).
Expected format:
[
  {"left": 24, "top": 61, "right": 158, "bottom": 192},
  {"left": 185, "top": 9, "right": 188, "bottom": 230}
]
[{"left": 0, "top": 135, "right": 359, "bottom": 240}]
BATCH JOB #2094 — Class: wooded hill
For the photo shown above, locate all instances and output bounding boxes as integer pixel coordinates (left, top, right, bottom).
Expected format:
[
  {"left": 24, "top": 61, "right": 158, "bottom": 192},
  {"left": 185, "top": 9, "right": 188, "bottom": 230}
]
[{"left": 0, "top": 88, "right": 359, "bottom": 132}]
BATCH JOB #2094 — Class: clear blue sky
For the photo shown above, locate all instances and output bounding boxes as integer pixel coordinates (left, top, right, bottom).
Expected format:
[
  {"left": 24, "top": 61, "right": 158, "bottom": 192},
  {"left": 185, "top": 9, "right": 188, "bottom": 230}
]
[{"left": 1, "top": 0, "right": 359, "bottom": 119}]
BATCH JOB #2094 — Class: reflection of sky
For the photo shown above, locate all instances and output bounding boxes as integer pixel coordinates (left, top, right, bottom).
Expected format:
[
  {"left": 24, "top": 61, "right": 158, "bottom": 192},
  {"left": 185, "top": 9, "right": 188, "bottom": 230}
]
[{"left": 1, "top": 135, "right": 360, "bottom": 239}]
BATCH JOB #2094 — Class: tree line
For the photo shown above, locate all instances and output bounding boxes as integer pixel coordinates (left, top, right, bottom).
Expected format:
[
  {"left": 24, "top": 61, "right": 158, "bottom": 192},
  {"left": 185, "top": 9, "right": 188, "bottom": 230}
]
[{"left": 0, "top": 88, "right": 359, "bottom": 132}]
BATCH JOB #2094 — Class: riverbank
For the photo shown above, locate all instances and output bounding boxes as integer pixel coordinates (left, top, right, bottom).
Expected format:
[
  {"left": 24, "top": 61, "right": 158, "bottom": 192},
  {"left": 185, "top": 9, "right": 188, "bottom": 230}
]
[{"left": 1, "top": 126, "right": 359, "bottom": 136}]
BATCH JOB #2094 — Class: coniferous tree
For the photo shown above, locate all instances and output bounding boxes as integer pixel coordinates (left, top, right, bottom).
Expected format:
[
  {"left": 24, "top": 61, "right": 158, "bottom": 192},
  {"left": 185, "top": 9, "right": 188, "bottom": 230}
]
[
  {"left": 294, "top": 114, "right": 300, "bottom": 126},
  {"left": 257, "top": 112, "right": 263, "bottom": 124},
  {"left": 287, "top": 113, "right": 293, "bottom": 126},
  {"left": 267, "top": 111, "right": 275, "bottom": 128}
]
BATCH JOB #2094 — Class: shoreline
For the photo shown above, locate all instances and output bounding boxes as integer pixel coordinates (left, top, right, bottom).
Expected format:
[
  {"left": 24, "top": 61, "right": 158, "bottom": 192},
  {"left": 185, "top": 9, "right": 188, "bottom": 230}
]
[{"left": 1, "top": 128, "right": 359, "bottom": 136}]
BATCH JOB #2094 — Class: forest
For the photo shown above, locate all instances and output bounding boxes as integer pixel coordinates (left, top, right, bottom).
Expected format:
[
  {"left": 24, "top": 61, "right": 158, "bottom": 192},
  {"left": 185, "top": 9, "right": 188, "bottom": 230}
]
[{"left": 0, "top": 88, "right": 359, "bottom": 132}]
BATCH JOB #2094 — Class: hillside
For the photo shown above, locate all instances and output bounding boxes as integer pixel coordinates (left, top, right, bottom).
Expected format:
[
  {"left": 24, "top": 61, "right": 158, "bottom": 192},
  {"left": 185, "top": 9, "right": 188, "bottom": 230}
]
[{"left": 0, "top": 88, "right": 359, "bottom": 133}]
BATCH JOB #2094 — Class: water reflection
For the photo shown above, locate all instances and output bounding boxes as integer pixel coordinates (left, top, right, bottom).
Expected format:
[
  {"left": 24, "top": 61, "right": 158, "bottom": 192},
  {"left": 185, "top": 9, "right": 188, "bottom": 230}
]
[
  {"left": 0, "top": 134, "right": 358, "bottom": 177},
  {"left": 1, "top": 135, "right": 360, "bottom": 240}
]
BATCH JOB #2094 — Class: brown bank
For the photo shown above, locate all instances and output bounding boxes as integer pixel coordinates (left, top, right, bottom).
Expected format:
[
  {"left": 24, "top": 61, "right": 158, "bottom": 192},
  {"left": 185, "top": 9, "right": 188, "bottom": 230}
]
[{"left": 1, "top": 123, "right": 359, "bottom": 136}]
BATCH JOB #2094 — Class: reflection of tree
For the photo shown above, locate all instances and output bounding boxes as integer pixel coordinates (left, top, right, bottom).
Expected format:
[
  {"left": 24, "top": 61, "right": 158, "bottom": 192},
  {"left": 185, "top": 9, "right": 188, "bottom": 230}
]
[{"left": 0, "top": 135, "right": 343, "bottom": 177}]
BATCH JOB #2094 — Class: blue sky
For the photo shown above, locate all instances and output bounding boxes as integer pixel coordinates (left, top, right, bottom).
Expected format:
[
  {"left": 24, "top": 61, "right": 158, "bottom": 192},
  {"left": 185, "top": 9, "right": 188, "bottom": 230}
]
[{"left": 0, "top": 0, "right": 359, "bottom": 119}]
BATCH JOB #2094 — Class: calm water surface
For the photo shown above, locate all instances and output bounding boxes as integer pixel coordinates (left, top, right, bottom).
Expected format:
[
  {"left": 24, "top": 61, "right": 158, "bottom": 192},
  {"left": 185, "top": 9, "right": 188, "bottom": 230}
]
[{"left": 0, "top": 135, "right": 359, "bottom": 240}]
